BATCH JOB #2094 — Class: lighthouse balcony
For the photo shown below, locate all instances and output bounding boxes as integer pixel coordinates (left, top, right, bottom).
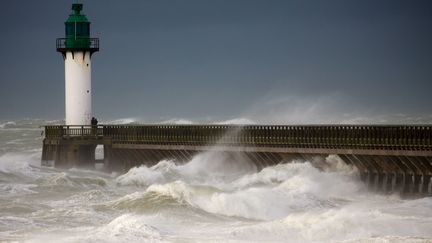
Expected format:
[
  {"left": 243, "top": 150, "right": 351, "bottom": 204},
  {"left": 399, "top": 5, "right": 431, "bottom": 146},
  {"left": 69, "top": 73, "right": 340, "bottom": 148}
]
[{"left": 56, "top": 38, "right": 99, "bottom": 54}]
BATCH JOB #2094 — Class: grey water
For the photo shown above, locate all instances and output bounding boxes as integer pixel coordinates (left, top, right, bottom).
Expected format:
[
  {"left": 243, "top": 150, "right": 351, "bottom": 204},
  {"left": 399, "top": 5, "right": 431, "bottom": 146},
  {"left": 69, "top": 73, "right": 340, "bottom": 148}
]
[{"left": 1, "top": 119, "right": 432, "bottom": 242}]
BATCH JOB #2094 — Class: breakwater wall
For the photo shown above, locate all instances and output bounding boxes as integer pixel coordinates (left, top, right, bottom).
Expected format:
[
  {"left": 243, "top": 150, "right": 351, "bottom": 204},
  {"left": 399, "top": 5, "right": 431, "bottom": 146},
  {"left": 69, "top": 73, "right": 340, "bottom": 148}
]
[{"left": 42, "top": 125, "right": 432, "bottom": 195}]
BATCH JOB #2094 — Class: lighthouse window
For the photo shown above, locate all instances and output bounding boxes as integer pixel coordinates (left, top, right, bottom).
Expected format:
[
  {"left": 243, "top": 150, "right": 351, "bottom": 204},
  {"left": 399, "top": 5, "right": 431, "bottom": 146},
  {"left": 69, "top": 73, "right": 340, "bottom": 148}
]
[
  {"left": 82, "top": 23, "right": 90, "bottom": 36},
  {"left": 76, "top": 24, "right": 82, "bottom": 36},
  {"left": 65, "top": 23, "right": 74, "bottom": 36},
  {"left": 73, "top": 23, "right": 90, "bottom": 37}
]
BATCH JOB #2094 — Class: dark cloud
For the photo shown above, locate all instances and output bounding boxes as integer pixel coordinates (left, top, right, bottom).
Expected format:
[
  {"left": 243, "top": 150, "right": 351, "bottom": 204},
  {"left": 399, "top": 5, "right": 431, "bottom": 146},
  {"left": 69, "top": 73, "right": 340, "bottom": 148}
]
[{"left": 0, "top": 0, "right": 431, "bottom": 121}]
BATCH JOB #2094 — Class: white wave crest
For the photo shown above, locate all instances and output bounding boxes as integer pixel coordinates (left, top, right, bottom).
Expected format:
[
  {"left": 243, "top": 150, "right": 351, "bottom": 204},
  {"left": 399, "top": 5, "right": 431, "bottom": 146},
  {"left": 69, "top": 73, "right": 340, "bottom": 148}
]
[
  {"left": 0, "top": 121, "right": 17, "bottom": 129},
  {"left": 24, "top": 214, "right": 164, "bottom": 243},
  {"left": 160, "top": 118, "right": 194, "bottom": 124},
  {"left": 104, "top": 118, "right": 139, "bottom": 124},
  {"left": 92, "top": 214, "right": 163, "bottom": 242},
  {"left": 116, "top": 160, "right": 176, "bottom": 187},
  {"left": 215, "top": 118, "right": 255, "bottom": 125},
  {"left": 0, "top": 183, "right": 37, "bottom": 196},
  {"left": 0, "top": 152, "right": 40, "bottom": 177}
]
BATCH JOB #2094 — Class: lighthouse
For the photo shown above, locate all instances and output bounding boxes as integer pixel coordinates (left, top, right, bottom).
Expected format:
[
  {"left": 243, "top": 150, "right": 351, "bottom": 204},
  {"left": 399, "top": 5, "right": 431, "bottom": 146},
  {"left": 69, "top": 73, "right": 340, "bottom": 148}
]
[{"left": 57, "top": 3, "right": 99, "bottom": 125}]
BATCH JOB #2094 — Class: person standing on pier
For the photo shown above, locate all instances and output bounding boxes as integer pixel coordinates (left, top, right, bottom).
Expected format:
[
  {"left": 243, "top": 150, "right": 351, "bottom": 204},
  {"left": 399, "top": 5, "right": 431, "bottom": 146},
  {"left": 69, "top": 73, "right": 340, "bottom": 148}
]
[
  {"left": 91, "top": 117, "right": 98, "bottom": 135},
  {"left": 91, "top": 117, "right": 98, "bottom": 126}
]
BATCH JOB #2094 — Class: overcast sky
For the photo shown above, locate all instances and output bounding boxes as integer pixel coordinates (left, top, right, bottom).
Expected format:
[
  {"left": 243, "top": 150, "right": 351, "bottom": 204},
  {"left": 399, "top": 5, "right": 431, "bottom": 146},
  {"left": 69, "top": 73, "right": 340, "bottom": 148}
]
[{"left": 0, "top": 0, "right": 431, "bottom": 123}]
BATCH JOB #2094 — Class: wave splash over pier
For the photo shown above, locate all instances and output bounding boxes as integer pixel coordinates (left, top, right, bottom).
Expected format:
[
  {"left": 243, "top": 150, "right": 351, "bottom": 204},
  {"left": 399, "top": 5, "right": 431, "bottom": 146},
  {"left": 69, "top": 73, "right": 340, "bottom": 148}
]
[{"left": 1, "top": 119, "right": 432, "bottom": 242}]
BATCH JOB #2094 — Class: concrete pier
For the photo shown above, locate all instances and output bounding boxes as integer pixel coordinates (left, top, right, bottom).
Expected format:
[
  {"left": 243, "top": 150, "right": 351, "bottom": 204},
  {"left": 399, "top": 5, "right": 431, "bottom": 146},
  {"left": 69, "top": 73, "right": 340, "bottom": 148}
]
[{"left": 42, "top": 124, "right": 432, "bottom": 196}]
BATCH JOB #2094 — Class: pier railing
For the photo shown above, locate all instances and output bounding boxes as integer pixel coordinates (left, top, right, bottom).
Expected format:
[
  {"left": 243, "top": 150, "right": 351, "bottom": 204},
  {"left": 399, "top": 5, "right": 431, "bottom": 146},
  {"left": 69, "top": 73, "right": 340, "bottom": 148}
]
[
  {"left": 44, "top": 125, "right": 104, "bottom": 137},
  {"left": 44, "top": 125, "right": 432, "bottom": 150}
]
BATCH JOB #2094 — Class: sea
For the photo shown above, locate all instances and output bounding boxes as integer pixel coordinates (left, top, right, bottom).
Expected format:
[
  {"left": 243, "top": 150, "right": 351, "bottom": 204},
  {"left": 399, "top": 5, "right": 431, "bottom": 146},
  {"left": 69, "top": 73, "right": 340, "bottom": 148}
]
[{"left": 1, "top": 119, "right": 432, "bottom": 242}]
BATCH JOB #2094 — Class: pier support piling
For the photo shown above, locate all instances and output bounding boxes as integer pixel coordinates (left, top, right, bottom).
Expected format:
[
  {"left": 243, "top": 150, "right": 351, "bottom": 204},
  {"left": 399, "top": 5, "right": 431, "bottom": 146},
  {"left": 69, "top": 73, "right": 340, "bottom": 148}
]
[{"left": 422, "top": 175, "right": 431, "bottom": 194}]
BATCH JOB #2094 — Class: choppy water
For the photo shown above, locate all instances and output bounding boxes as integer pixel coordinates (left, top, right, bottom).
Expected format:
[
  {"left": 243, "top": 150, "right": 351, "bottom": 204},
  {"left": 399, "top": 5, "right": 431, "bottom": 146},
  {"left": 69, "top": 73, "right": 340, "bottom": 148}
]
[{"left": 1, "top": 119, "right": 432, "bottom": 242}]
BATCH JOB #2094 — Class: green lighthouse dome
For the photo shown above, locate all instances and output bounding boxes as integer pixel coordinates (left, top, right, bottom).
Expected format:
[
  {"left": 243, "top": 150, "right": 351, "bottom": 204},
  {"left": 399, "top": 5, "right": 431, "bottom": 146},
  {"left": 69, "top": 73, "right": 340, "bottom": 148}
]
[{"left": 65, "top": 4, "right": 90, "bottom": 48}]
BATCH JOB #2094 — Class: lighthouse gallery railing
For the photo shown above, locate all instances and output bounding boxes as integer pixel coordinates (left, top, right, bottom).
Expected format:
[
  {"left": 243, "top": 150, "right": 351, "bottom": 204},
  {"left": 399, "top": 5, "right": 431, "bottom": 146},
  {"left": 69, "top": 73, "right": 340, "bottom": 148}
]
[{"left": 56, "top": 38, "right": 99, "bottom": 51}]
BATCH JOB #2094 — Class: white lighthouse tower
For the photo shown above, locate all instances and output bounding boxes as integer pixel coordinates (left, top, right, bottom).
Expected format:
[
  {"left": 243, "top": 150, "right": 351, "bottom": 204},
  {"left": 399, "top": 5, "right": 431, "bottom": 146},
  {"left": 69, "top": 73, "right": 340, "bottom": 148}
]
[{"left": 57, "top": 3, "right": 99, "bottom": 125}]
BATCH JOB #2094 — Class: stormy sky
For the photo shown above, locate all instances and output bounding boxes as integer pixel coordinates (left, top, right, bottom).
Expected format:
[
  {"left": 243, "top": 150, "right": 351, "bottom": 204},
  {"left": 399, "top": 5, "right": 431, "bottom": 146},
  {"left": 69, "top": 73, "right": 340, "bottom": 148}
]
[{"left": 0, "top": 0, "right": 431, "bottom": 123}]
